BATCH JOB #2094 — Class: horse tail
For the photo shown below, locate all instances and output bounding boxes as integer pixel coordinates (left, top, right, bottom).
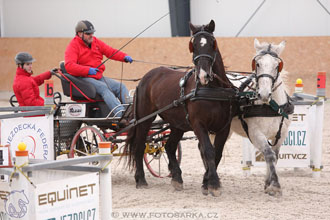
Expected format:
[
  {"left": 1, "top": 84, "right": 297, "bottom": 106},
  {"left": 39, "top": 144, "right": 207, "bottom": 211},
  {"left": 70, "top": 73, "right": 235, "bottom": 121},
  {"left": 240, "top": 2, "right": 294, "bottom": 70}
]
[{"left": 123, "top": 89, "right": 138, "bottom": 170}]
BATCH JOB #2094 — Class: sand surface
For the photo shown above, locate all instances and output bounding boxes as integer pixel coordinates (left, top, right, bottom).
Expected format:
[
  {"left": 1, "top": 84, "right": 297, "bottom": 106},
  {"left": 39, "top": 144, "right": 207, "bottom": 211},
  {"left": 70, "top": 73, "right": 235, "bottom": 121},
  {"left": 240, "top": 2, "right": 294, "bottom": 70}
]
[
  {"left": 108, "top": 100, "right": 330, "bottom": 220},
  {"left": 1, "top": 93, "right": 329, "bottom": 220}
]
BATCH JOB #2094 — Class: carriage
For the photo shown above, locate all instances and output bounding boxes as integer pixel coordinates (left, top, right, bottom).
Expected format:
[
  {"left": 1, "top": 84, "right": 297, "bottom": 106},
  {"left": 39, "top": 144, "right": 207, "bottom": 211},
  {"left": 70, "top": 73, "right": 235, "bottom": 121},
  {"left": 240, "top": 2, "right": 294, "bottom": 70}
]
[{"left": 9, "top": 62, "right": 185, "bottom": 178}]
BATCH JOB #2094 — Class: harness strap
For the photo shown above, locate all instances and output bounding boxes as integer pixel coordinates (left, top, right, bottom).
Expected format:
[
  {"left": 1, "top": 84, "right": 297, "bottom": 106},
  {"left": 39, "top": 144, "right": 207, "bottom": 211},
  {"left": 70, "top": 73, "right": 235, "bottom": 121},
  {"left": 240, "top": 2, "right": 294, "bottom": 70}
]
[
  {"left": 109, "top": 91, "right": 195, "bottom": 140},
  {"left": 239, "top": 113, "right": 251, "bottom": 140},
  {"left": 239, "top": 74, "right": 255, "bottom": 92},
  {"left": 180, "top": 70, "right": 195, "bottom": 126},
  {"left": 239, "top": 96, "right": 294, "bottom": 147},
  {"left": 269, "top": 116, "right": 285, "bottom": 147},
  {"left": 190, "top": 87, "right": 238, "bottom": 101}
]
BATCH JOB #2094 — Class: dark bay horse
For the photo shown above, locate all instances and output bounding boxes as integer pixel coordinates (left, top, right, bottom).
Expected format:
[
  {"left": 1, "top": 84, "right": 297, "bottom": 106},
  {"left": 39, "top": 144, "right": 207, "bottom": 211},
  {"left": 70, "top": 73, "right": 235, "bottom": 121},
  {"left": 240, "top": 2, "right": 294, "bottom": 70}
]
[{"left": 125, "top": 20, "right": 235, "bottom": 196}]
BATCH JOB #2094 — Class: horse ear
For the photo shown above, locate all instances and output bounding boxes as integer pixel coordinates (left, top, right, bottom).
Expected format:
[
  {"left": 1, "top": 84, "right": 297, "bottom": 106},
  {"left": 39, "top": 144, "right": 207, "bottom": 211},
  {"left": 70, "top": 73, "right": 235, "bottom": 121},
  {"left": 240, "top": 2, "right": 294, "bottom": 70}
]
[
  {"left": 254, "top": 38, "right": 263, "bottom": 51},
  {"left": 208, "top": 20, "right": 215, "bottom": 33},
  {"left": 276, "top": 40, "right": 286, "bottom": 56},
  {"left": 189, "top": 22, "right": 197, "bottom": 34}
]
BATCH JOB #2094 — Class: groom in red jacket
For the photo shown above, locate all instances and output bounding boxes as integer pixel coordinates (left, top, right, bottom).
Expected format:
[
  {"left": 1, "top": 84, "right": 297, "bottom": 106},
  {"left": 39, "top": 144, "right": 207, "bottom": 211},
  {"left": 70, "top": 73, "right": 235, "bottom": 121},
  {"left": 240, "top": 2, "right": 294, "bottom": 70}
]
[{"left": 13, "top": 52, "right": 58, "bottom": 106}]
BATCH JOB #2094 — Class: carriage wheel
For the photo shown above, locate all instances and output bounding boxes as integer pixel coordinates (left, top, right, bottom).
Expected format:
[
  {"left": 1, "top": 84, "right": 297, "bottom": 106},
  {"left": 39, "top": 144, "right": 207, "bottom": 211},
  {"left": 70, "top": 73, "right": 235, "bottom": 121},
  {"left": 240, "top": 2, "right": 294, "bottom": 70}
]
[
  {"left": 69, "top": 126, "right": 105, "bottom": 158},
  {"left": 144, "top": 142, "right": 182, "bottom": 178}
]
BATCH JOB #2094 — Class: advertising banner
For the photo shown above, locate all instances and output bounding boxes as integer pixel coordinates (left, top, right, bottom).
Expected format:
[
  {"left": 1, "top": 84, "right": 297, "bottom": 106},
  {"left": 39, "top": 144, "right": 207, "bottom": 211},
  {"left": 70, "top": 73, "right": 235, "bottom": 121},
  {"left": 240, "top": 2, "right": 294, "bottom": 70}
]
[
  {"left": 35, "top": 172, "right": 99, "bottom": 220},
  {"left": 0, "top": 115, "right": 54, "bottom": 160},
  {"left": 247, "top": 104, "right": 313, "bottom": 168}
]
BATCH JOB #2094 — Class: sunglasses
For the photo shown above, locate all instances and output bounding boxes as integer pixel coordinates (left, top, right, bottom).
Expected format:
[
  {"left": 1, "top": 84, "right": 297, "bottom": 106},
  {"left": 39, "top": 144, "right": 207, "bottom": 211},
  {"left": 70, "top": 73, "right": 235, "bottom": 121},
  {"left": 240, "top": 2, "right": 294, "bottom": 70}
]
[{"left": 84, "top": 32, "right": 94, "bottom": 36}]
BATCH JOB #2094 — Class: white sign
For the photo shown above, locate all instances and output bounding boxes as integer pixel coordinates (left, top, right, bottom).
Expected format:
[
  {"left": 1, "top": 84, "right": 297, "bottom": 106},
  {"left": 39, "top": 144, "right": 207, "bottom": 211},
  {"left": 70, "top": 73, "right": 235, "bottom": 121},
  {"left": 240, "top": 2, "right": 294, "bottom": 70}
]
[
  {"left": 35, "top": 172, "right": 99, "bottom": 220},
  {"left": 277, "top": 105, "right": 311, "bottom": 167},
  {"left": 65, "top": 104, "right": 86, "bottom": 117},
  {"left": 0, "top": 115, "right": 54, "bottom": 160},
  {"left": 246, "top": 104, "right": 313, "bottom": 168}
]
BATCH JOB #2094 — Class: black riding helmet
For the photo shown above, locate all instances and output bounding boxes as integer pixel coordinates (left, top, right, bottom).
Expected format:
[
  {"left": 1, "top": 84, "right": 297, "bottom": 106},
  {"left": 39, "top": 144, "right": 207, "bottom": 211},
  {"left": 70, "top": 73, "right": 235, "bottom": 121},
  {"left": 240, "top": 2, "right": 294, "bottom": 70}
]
[
  {"left": 15, "top": 52, "right": 35, "bottom": 65},
  {"left": 75, "top": 20, "right": 96, "bottom": 34}
]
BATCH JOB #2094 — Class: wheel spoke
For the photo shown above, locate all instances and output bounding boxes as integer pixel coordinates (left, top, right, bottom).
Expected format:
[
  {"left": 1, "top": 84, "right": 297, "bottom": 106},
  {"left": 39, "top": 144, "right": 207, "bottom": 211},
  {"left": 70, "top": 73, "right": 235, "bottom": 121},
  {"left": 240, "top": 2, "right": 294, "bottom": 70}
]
[
  {"left": 74, "top": 148, "right": 89, "bottom": 156},
  {"left": 162, "top": 153, "right": 169, "bottom": 165},
  {"left": 158, "top": 157, "right": 161, "bottom": 176},
  {"left": 147, "top": 156, "right": 155, "bottom": 165}
]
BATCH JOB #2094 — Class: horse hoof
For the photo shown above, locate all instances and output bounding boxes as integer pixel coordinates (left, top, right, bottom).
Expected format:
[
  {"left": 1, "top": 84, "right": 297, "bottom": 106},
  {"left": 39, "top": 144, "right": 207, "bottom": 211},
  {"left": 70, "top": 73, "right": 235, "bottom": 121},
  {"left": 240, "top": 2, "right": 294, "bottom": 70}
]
[
  {"left": 208, "top": 187, "right": 221, "bottom": 197},
  {"left": 136, "top": 181, "right": 148, "bottom": 189},
  {"left": 171, "top": 180, "right": 183, "bottom": 191},
  {"left": 264, "top": 185, "right": 282, "bottom": 197},
  {"left": 201, "top": 187, "right": 208, "bottom": 196}
]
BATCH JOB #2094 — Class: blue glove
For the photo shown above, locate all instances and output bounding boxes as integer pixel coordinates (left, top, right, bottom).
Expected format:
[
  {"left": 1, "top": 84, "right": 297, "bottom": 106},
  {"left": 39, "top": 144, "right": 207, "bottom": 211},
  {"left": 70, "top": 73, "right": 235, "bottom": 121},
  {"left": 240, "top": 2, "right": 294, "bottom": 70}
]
[
  {"left": 124, "top": 56, "right": 133, "bottom": 63},
  {"left": 88, "top": 68, "right": 99, "bottom": 75}
]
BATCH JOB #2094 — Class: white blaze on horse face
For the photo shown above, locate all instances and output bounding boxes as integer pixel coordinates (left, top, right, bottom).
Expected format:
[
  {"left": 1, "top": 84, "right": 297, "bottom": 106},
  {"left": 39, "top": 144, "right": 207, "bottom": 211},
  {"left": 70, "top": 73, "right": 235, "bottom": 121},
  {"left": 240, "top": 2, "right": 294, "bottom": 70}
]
[
  {"left": 256, "top": 55, "right": 279, "bottom": 103},
  {"left": 199, "top": 68, "right": 208, "bottom": 85},
  {"left": 200, "top": 37, "right": 207, "bottom": 47}
]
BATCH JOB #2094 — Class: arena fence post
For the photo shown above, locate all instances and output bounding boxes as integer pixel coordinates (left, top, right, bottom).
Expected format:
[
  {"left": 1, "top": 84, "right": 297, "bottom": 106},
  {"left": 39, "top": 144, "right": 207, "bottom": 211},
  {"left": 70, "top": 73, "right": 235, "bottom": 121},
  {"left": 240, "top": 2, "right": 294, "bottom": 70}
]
[
  {"left": 98, "top": 142, "right": 113, "bottom": 219},
  {"left": 312, "top": 71, "right": 326, "bottom": 178}
]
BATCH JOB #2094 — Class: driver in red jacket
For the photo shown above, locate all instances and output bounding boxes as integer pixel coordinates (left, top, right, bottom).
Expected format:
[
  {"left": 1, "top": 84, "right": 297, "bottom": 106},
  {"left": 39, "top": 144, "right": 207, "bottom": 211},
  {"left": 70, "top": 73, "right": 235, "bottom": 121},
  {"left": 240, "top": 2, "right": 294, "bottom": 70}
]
[
  {"left": 13, "top": 52, "right": 58, "bottom": 106},
  {"left": 64, "top": 20, "right": 133, "bottom": 117}
]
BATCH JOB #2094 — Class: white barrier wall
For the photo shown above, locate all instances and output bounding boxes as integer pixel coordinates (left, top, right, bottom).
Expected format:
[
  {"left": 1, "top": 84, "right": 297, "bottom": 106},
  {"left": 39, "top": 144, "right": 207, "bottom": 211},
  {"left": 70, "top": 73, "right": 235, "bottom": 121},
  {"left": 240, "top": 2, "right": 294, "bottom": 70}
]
[
  {"left": 242, "top": 94, "right": 325, "bottom": 177},
  {"left": 0, "top": 115, "right": 54, "bottom": 161},
  {"left": 0, "top": 154, "right": 112, "bottom": 220}
]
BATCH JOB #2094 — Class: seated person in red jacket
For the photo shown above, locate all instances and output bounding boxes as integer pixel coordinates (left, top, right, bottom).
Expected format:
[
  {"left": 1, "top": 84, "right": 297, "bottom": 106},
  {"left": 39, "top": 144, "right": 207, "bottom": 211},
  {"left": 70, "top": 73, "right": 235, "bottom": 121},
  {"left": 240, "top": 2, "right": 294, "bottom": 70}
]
[
  {"left": 64, "top": 20, "right": 133, "bottom": 118},
  {"left": 13, "top": 52, "right": 58, "bottom": 106}
]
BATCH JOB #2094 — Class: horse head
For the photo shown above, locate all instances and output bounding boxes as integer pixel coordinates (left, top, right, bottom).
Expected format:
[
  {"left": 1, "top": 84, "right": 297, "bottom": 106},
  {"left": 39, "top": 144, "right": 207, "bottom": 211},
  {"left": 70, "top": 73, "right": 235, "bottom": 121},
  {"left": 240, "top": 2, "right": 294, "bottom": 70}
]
[
  {"left": 189, "top": 20, "right": 218, "bottom": 86},
  {"left": 252, "top": 39, "right": 286, "bottom": 103}
]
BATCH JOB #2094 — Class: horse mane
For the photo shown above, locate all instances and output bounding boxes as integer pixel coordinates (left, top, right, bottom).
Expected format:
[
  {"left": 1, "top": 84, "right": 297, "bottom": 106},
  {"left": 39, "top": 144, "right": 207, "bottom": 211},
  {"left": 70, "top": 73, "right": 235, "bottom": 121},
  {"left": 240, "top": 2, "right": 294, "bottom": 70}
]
[
  {"left": 213, "top": 45, "right": 234, "bottom": 88},
  {"left": 278, "top": 69, "right": 289, "bottom": 92}
]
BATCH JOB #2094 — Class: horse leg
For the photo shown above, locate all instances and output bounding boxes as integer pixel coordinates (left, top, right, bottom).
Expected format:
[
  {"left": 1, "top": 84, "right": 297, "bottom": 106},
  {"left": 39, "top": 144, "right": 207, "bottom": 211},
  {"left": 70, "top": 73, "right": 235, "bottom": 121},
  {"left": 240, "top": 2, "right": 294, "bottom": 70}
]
[
  {"left": 214, "top": 128, "right": 231, "bottom": 169},
  {"left": 198, "top": 142, "right": 209, "bottom": 195},
  {"left": 250, "top": 131, "right": 281, "bottom": 196},
  {"left": 265, "top": 122, "right": 290, "bottom": 195},
  {"left": 194, "top": 127, "right": 220, "bottom": 197},
  {"left": 263, "top": 146, "right": 281, "bottom": 196},
  {"left": 134, "top": 120, "right": 154, "bottom": 188},
  {"left": 200, "top": 128, "right": 230, "bottom": 195},
  {"left": 165, "top": 127, "right": 184, "bottom": 191}
]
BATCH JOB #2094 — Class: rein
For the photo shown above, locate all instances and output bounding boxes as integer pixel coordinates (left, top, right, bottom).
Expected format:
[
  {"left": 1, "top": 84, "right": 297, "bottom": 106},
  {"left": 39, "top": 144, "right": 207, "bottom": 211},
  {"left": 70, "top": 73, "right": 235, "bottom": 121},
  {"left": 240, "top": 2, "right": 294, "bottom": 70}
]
[{"left": 133, "top": 59, "right": 193, "bottom": 70}]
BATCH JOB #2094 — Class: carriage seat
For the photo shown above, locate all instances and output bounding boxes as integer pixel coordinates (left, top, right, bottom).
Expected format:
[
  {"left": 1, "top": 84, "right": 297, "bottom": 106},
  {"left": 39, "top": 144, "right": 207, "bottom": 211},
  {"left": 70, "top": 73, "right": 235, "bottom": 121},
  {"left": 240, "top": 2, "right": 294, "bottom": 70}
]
[{"left": 59, "top": 62, "right": 103, "bottom": 101}]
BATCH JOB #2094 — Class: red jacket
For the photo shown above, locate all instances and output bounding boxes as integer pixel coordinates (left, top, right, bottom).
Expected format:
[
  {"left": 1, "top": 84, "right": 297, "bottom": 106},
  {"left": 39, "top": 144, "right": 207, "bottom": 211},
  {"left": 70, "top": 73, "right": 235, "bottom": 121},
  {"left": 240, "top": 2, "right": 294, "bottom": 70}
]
[
  {"left": 64, "top": 36, "right": 127, "bottom": 80},
  {"left": 13, "top": 67, "right": 51, "bottom": 106}
]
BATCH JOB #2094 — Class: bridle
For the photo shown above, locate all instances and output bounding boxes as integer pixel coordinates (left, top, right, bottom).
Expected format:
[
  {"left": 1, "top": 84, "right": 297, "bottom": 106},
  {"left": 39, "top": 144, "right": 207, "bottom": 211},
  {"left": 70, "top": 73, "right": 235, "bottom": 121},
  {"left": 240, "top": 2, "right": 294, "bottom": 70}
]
[
  {"left": 189, "top": 30, "right": 217, "bottom": 68},
  {"left": 251, "top": 45, "right": 284, "bottom": 90}
]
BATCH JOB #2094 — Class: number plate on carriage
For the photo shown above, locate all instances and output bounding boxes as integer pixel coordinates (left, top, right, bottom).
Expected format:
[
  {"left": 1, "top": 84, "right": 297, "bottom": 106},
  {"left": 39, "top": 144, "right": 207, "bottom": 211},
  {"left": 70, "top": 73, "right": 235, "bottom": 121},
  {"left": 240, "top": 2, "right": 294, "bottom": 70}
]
[{"left": 65, "top": 104, "right": 86, "bottom": 117}]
